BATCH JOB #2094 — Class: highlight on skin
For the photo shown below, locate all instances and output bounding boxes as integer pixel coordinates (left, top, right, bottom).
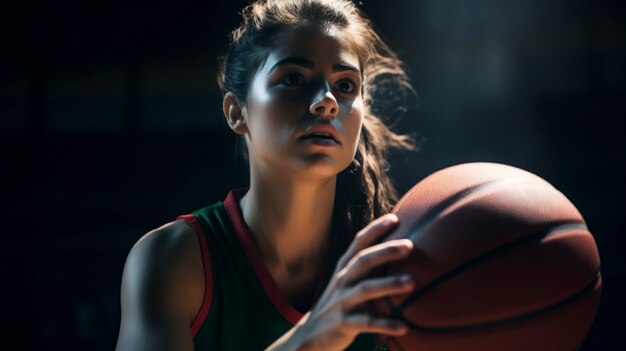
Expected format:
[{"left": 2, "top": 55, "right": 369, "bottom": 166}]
[{"left": 217, "top": 0, "right": 416, "bottom": 253}]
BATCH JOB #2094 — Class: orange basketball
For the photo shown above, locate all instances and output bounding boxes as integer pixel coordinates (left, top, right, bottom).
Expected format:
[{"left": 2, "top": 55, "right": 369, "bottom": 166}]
[{"left": 372, "top": 162, "right": 601, "bottom": 351}]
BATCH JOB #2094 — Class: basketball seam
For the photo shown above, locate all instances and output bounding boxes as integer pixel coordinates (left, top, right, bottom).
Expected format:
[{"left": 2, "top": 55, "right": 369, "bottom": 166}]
[
  {"left": 401, "top": 177, "right": 556, "bottom": 242},
  {"left": 383, "top": 223, "right": 600, "bottom": 333},
  {"left": 397, "top": 271, "right": 600, "bottom": 334}
]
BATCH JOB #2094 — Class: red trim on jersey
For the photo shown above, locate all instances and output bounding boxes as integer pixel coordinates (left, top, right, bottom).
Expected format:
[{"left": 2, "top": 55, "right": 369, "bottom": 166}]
[
  {"left": 224, "top": 189, "right": 305, "bottom": 325},
  {"left": 178, "top": 214, "right": 213, "bottom": 338}
]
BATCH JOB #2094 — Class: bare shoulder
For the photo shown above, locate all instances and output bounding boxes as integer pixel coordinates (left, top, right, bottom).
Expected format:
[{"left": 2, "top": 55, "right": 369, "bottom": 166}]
[
  {"left": 122, "top": 219, "right": 204, "bottom": 317},
  {"left": 130, "top": 219, "right": 201, "bottom": 273},
  {"left": 116, "top": 219, "right": 203, "bottom": 351}
]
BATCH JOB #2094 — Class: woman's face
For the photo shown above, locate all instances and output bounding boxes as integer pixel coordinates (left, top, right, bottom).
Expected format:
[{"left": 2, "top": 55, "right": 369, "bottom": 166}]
[{"left": 242, "top": 24, "right": 364, "bottom": 180}]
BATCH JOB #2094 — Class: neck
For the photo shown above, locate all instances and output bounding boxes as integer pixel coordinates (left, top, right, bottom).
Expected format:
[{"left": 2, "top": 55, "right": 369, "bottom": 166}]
[{"left": 240, "top": 169, "right": 336, "bottom": 276}]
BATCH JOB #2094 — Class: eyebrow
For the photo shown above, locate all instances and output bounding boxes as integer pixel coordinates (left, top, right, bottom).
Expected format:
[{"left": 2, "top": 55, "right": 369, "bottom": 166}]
[{"left": 269, "top": 57, "right": 361, "bottom": 75}]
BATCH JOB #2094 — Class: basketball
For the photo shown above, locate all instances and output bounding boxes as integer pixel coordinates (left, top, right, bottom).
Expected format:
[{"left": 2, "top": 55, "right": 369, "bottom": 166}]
[{"left": 372, "top": 162, "right": 602, "bottom": 351}]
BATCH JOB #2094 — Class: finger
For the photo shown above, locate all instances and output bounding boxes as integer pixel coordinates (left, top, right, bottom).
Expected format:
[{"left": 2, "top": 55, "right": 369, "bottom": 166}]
[
  {"left": 340, "top": 239, "right": 413, "bottom": 286},
  {"left": 342, "top": 314, "right": 408, "bottom": 336},
  {"left": 341, "top": 274, "right": 414, "bottom": 310},
  {"left": 338, "top": 214, "right": 399, "bottom": 269}
]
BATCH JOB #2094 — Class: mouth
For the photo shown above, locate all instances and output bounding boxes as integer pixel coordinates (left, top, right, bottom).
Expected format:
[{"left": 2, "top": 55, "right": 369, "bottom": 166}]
[
  {"left": 299, "top": 124, "right": 342, "bottom": 145},
  {"left": 299, "top": 132, "right": 339, "bottom": 144}
]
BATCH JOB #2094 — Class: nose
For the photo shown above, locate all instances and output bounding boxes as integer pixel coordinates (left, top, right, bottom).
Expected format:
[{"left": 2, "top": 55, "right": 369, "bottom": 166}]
[{"left": 309, "top": 83, "right": 339, "bottom": 118}]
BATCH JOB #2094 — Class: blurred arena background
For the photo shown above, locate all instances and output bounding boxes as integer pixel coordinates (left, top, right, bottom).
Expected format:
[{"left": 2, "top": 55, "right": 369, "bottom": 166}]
[{"left": 1, "top": 0, "right": 624, "bottom": 350}]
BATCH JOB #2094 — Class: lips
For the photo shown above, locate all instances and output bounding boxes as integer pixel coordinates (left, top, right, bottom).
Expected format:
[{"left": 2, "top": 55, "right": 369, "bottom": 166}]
[{"left": 299, "top": 124, "right": 341, "bottom": 144}]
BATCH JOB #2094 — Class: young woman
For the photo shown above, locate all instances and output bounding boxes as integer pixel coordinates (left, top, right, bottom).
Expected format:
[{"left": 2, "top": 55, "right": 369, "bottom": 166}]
[{"left": 115, "top": 0, "right": 416, "bottom": 350}]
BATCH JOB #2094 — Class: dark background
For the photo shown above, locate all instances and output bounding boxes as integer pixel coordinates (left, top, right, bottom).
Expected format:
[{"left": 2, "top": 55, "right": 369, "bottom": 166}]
[{"left": 1, "top": 0, "right": 624, "bottom": 350}]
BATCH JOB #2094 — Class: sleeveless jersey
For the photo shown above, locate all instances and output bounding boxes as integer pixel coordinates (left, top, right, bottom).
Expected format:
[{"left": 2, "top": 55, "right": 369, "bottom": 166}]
[{"left": 178, "top": 189, "right": 379, "bottom": 350}]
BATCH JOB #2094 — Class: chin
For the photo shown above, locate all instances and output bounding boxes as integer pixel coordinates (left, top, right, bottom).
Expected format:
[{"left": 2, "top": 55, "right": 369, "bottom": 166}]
[{"left": 294, "top": 155, "right": 350, "bottom": 180}]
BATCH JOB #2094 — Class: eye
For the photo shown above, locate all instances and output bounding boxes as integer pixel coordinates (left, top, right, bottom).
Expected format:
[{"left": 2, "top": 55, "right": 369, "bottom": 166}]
[
  {"left": 279, "top": 73, "right": 305, "bottom": 86},
  {"left": 334, "top": 79, "right": 357, "bottom": 94}
]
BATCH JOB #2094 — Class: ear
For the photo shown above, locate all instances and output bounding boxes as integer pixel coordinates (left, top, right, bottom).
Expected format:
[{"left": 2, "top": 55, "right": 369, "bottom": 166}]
[{"left": 223, "top": 92, "right": 248, "bottom": 135}]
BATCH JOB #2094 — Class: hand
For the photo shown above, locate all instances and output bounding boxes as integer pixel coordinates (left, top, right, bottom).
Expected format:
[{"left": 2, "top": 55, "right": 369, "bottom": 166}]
[{"left": 269, "top": 214, "right": 414, "bottom": 351}]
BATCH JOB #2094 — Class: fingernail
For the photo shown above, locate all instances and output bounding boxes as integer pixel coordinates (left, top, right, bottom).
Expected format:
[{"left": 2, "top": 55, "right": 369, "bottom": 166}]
[
  {"left": 382, "top": 220, "right": 395, "bottom": 228},
  {"left": 400, "top": 274, "right": 412, "bottom": 283},
  {"left": 400, "top": 239, "right": 413, "bottom": 249},
  {"left": 387, "top": 214, "right": 398, "bottom": 222}
]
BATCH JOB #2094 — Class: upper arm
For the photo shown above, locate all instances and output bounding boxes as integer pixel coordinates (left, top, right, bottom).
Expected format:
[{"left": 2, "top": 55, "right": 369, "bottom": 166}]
[{"left": 115, "top": 220, "right": 205, "bottom": 351}]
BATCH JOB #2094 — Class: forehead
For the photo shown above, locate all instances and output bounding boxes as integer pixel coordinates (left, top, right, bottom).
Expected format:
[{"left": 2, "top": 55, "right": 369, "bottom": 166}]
[{"left": 260, "top": 24, "right": 361, "bottom": 72}]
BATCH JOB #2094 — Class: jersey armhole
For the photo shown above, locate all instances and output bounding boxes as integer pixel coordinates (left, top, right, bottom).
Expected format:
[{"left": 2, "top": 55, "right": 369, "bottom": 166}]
[{"left": 178, "top": 214, "right": 213, "bottom": 338}]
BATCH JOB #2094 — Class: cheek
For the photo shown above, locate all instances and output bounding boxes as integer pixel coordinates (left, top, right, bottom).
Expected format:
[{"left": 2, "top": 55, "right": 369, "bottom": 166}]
[
  {"left": 246, "top": 95, "right": 300, "bottom": 148},
  {"left": 345, "top": 101, "right": 365, "bottom": 140},
  {"left": 246, "top": 84, "right": 281, "bottom": 135}
]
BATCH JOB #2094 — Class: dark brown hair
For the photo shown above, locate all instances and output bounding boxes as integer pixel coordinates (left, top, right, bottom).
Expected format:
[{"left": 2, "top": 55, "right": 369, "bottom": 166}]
[{"left": 217, "top": 0, "right": 415, "bottom": 246}]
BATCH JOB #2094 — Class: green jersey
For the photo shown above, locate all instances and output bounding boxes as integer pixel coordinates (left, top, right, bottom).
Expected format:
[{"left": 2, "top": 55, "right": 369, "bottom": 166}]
[{"left": 178, "top": 189, "right": 379, "bottom": 350}]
